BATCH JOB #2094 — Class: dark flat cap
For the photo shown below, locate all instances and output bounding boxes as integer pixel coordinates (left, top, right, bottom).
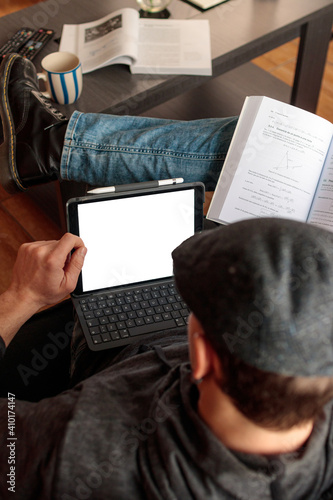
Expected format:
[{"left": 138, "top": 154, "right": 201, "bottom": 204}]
[{"left": 172, "top": 218, "right": 333, "bottom": 377}]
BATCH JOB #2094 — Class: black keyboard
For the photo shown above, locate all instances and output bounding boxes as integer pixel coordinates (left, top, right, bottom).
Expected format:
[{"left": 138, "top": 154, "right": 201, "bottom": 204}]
[{"left": 77, "top": 281, "right": 189, "bottom": 349}]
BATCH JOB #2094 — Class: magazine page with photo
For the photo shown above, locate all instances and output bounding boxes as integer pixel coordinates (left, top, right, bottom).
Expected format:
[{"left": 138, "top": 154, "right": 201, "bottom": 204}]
[{"left": 59, "top": 7, "right": 212, "bottom": 75}]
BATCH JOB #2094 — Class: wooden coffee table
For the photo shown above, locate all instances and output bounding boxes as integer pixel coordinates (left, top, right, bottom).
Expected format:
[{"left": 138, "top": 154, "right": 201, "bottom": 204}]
[{"left": 0, "top": 0, "right": 332, "bottom": 227}]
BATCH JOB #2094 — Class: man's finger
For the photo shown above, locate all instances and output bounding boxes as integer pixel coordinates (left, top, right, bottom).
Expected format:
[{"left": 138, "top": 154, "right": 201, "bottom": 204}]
[
  {"left": 53, "top": 233, "right": 86, "bottom": 264},
  {"left": 63, "top": 246, "right": 87, "bottom": 291}
]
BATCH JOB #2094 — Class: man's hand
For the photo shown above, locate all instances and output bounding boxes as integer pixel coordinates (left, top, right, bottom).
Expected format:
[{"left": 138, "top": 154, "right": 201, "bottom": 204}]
[
  {"left": 8, "top": 233, "right": 87, "bottom": 309},
  {"left": 0, "top": 233, "right": 87, "bottom": 347}
]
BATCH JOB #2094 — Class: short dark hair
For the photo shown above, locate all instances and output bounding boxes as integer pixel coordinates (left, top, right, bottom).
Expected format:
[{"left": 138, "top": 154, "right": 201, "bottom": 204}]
[{"left": 214, "top": 345, "right": 333, "bottom": 430}]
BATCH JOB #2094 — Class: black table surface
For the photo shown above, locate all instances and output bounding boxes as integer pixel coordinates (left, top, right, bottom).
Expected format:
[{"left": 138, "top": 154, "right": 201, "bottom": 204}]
[{"left": 1, "top": 0, "right": 332, "bottom": 116}]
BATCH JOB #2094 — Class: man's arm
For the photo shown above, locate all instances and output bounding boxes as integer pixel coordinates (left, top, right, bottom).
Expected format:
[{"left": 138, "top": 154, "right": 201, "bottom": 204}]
[{"left": 0, "top": 233, "right": 87, "bottom": 348}]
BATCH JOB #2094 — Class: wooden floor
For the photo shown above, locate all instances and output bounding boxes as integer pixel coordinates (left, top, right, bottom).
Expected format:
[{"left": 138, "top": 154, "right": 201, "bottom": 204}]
[{"left": 0, "top": 1, "right": 332, "bottom": 296}]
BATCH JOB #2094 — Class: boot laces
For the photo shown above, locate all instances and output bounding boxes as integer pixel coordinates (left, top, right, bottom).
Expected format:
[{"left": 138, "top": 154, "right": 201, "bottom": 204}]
[
  {"left": 31, "top": 89, "right": 67, "bottom": 121},
  {"left": 41, "top": 97, "right": 67, "bottom": 121}
]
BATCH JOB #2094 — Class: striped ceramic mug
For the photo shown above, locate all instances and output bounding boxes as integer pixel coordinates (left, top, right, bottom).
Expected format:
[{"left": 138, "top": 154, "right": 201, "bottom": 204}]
[{"left": 37, "top": 52, "right": 82, "bottom": 105}]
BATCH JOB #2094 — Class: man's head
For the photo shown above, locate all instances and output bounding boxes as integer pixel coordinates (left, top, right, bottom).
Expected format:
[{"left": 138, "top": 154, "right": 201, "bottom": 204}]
[{"left": 172, "top": 218, "right": 333, "bottom": 429}]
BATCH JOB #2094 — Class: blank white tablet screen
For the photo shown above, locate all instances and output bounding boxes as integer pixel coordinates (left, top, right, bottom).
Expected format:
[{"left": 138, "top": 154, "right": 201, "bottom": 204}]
[{"left": 78, "top": 189, "right": 195, "bottom": 292}]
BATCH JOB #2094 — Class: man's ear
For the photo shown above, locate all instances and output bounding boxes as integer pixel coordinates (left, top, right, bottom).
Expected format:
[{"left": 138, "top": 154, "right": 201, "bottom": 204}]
[{"left": 188, "top": 313, "right": 218, "bottom": 381}]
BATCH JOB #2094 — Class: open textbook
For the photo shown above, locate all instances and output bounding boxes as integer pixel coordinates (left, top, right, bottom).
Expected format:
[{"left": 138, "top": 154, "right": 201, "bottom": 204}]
[
  {"left": 59, "top": 7, "right": 212, "bottom": 75},
  {"left": 207, "top": 96, "right": 333, "bottom": 232}
]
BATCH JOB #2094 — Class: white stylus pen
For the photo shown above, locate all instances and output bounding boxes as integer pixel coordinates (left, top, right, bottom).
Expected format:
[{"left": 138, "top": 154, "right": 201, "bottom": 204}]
[{"left": 87, "top": 178, "right": 184, "bottom": 194}]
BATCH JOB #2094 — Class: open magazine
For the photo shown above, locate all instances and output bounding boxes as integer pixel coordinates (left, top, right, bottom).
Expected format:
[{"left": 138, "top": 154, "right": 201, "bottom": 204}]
[
  {"left": 59, "top": 7, "right": 212, "bottom": 75},
  {"left": 207, "top": 96, "right": 333, "bottom": 232}
]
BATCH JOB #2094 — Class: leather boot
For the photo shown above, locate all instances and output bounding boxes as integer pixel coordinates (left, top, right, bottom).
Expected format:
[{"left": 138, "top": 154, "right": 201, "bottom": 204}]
[{"left": 0, "top": 53, "right": 68, "bottom": 194}]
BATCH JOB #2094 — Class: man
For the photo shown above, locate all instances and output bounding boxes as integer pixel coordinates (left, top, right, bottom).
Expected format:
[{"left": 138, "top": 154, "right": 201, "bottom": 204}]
[
  {"left": 1, "top": 216, "right": 333, "bottom": 499},
  {"left": 1, "top": 54, "right": 333, "bottom": 499}
]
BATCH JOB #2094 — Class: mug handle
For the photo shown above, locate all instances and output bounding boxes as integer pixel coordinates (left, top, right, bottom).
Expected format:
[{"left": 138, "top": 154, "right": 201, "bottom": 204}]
[{"left": 37, "top": 73, "right": 52, "bottom": 99}]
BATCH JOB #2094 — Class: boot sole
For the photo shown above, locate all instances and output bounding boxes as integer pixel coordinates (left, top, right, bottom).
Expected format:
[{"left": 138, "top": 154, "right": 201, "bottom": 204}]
[{"left": 0, "top": 54, "right": 26, "bottom": 194}]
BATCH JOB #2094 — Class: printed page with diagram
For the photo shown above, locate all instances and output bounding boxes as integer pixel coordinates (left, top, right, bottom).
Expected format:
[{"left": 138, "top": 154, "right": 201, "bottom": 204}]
[{"left": 207, "top": 96, "right": 333, "bottom": 225}]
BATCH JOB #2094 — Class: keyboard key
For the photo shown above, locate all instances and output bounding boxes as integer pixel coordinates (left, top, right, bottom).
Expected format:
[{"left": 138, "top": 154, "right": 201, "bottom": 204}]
[
  {"left": 175, "top": 318, "right": 186, "bottom": 327},
  {"left": 102, "top": 332, "right": 111, "bottom": 342},
  {"left": 129, "top": 319, "right": 176, "bottom": 337},
  {"left": 92, "top": 335, "right": 102, "bottom": 344},
  {"left": 87, "top": 318, "right": 99, "bottom": 327},
  {"left": 126, "top": 319, "right": 136, "bottom": 328},
  {"left": 90, "top": 326, "right": 101, "bottom": 335}
]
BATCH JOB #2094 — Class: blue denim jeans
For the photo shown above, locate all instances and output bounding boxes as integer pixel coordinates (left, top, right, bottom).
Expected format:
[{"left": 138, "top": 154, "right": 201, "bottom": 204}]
[{"left": 60, "top": 111, "right": 238, "bottom": 190}]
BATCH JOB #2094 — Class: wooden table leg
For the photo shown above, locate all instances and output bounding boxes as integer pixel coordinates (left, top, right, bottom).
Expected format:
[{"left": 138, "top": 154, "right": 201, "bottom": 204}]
[{"left": 291, "top": 13, "right": 333, "bottom": 113}]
